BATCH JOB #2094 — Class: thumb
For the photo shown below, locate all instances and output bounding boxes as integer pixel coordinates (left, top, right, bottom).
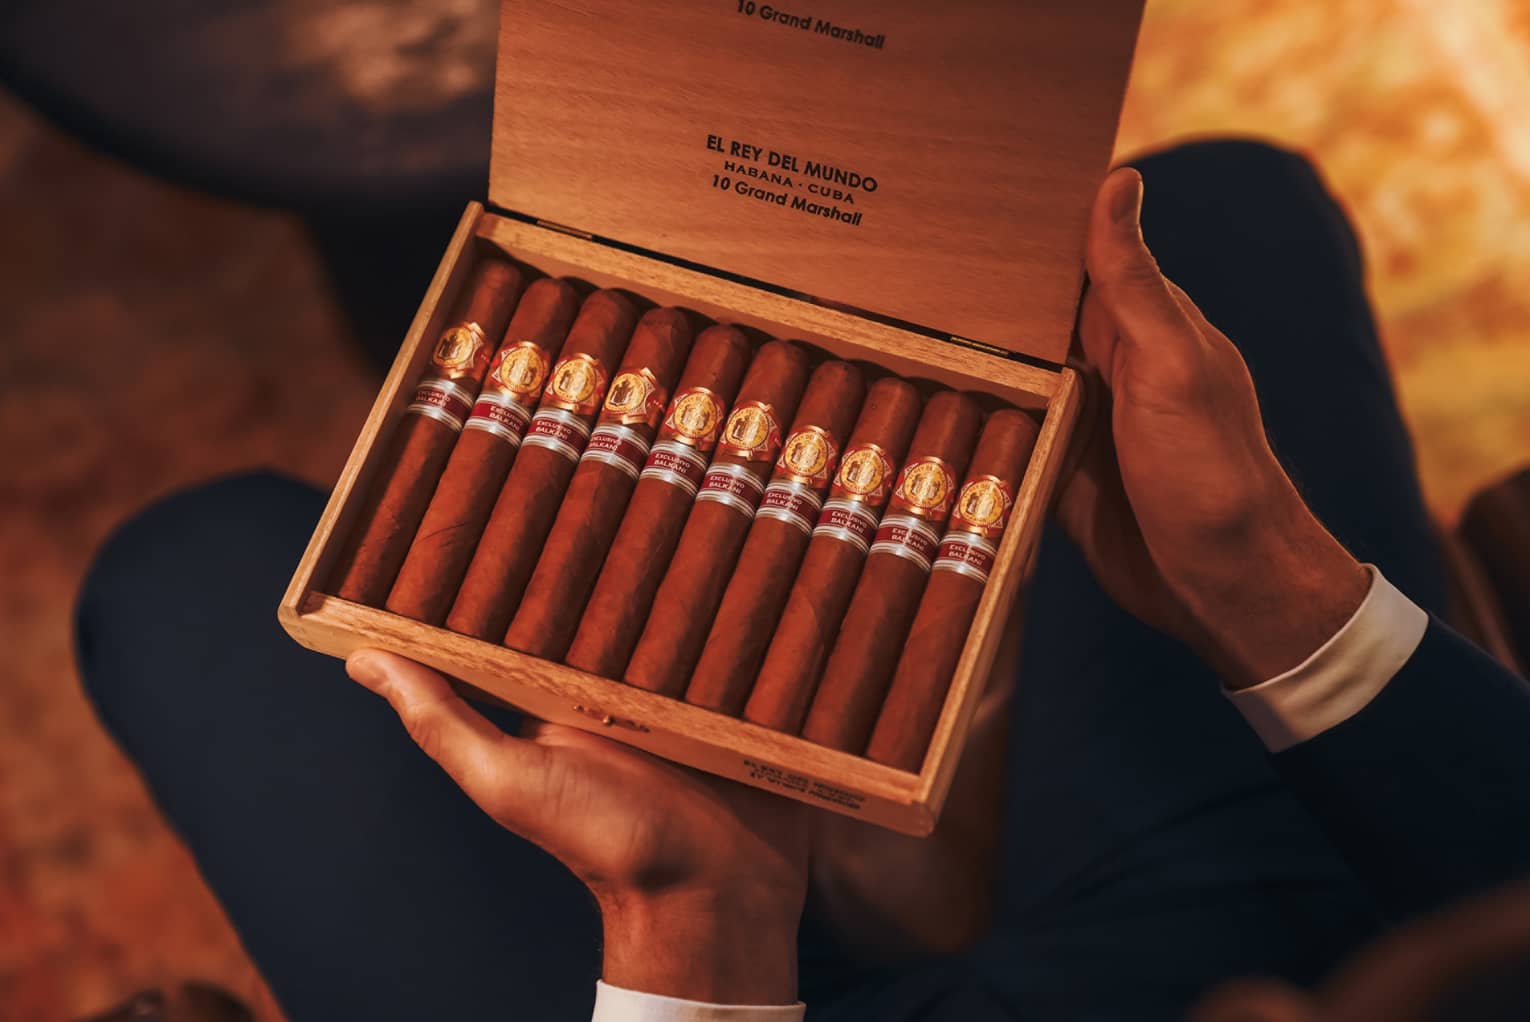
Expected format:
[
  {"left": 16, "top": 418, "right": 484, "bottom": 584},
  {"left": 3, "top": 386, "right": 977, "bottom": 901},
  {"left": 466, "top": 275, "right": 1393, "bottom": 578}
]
[
  {"left": 1082, "top": 168, "right": 1203, "bottom": 378},
  {"left": 346, "top": 649, "right": 554, "bottom": 833}
]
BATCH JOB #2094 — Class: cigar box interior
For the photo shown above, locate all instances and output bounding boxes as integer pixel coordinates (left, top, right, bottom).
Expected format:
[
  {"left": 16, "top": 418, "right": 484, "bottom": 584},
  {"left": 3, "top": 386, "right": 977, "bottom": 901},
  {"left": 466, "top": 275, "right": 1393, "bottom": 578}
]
[{"left": 280, "top": 0, "right": 1143, "bottom": 835}]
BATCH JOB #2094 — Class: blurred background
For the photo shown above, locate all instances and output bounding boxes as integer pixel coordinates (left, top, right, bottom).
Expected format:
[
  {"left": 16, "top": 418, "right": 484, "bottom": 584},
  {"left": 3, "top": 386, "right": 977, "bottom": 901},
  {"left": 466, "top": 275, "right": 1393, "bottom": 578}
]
[{"left": 1, "top": 0, "right": 1527, "bottom": 1017}]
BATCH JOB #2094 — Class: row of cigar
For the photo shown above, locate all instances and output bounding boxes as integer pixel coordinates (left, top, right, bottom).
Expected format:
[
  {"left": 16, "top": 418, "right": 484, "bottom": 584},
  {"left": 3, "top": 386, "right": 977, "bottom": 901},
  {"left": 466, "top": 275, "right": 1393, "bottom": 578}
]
[{"left": 330, "top": 255, "right": 1041, "bottom": 771}]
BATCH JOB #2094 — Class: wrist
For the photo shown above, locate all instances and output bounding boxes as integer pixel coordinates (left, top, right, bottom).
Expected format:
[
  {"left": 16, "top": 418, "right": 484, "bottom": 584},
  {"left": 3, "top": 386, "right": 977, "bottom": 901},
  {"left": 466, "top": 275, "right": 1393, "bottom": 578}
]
[
  {"left": 599, "top": 887, "right": 801, "bottom": 1005},
  {"left": 1173, "top": 475, "right": 1370, "bottom": 690}
]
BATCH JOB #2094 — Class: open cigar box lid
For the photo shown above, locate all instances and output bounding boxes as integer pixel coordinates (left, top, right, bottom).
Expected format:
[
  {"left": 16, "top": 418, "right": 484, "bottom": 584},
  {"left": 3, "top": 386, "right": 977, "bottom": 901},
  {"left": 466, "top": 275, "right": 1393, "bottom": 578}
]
[{"left": 490, "top": 1, "right": 1144, "bottom": 365}]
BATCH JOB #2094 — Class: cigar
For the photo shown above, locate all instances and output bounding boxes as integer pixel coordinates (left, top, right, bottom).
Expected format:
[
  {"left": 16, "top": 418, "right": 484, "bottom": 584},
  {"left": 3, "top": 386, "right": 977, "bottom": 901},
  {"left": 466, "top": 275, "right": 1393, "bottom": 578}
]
[
  {"left": 383, "top": 278, "right": 581, "bottom": 623},
  {"left": 331, "top": 258, "right": 525, "bottom": 605},
  {"left": 444, "top": 290, "right": 639, "bottom": 640},
  {"left": 799, "top": 391, "right": 983, "bottom": 754},
  {"left": 502, "top": 308, "right": 694, "bottom": 657},
  {"left": 683, "top": 361, "right": 866, "bottom": 715},
  {"left": 866, "top": 409, "right": 1042, "bottom": 771},
  {"left": 744, "top": 378, "right": 923, "bottom": 733},
  {"left": 563, "top": 325, "right": 755, "bottom": 678},
  {"left": 615, "top": 340, "right": 812, "bottom": 692}
]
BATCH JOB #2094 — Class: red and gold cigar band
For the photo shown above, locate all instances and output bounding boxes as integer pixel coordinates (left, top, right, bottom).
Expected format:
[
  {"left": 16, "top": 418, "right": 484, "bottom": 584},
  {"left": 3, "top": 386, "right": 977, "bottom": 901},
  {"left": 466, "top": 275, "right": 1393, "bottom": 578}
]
[
  {"left": 637, "top": 387, "right": 727, "bottom": 497},
  {"left": 717, "top": 401, "right": 783, "bottom": 462},
  {"left": 756, "top": 426, "right": 840, "bottom": 536},
  {"left": 462, "top": 340, "right": 551, "bottom": 447},
  {"left": 868, "top": 514, "right": 943, "bottom": 572},
  {"left": 601, "top": 368, "right": 669, "bottom": 429},
  {"left": 522, "top": 353, "right": 609, "bottom": 463},
  {"left": 812, "top": 442, "right": 896, "bottom": 554},
  {"left": 541, "top": 353, "right": 609, "bottom": 416},
  {"left": 660, "top": 387, "right": 727, "bottom": 450},
  {"left": 522, "top": 409, "right": 592, "bottom": 462},
  {"left": 932, "top": 475, "right": 1016, "bottom": 583},
  {"left": 695, "top": 462, "right": 768, "bottom": 517},
  {"left": 405, "top": 321, "right": 492, "bottom": 432},
  {"left": 867, "top": 456, "right": 958, "bottom": 571},
  {"left": 887, "top": 456, "right": 957, "bottom": 520},
  {"left": 580, "top": 368, "right": 671, "bottom": 480}
]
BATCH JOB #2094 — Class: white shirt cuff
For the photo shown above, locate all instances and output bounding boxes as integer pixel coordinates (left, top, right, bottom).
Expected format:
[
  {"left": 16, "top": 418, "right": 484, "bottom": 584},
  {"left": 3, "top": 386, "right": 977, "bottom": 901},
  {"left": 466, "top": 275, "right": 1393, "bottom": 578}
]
[
  {"left": 591, "top": 981, "right": 806, "bottom": 1022},
  {"left": 1225, "top": 565, "right": 1428, "bottom": 753}
]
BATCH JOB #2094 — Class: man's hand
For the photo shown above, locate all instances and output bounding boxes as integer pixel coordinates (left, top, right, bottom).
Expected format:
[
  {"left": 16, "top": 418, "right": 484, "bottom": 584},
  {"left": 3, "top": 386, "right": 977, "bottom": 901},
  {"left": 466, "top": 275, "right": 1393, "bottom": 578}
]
[
  {"left": 1059, "top": 167, "right": 1371, "bottom": 688},
  {"left": 345, "top": 650, "right": 809, "bottom": 1004}
]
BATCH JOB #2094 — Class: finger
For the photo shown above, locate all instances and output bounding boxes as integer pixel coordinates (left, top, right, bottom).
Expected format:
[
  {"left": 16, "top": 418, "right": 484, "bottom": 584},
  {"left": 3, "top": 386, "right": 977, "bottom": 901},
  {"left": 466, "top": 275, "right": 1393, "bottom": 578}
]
[
  {"left": 346, "top": 649, "right": 551, "bottom": 828},
  {"left": 1076, "top": 284, "right": 1121, "bottom": 385},
  {"left": 1084, "top": 168, "right": 1202, "bottom": 365}
]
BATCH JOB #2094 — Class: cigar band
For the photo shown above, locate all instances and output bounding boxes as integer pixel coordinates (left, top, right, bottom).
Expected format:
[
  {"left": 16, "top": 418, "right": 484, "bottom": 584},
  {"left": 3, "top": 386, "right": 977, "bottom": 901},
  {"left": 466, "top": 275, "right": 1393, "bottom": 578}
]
[
  {"left": 756, "top": 480, "right": 824, "bottom": 536},
  {"left": 695, "top": 461, "right": 767, "bottom": 518},
  {"left": 463, "top": 341, "right": 546, "bottom": 445},
  {"left": 948, "top": 475, "right": 1015, "bottom": 541},
  {"left": 463, "top": 390, "right": 536, "bottom": 446},
  {"left": 522, "top": 407, "right": 592, "bottom": 462},
  {"left": 775, "top": 425, "right": 839, "bottom": 488},
  {"left": 429, "top": 321, "right": 491, "bottom": 382},
  {"left": 487, "top": 341, "right": 552, "bottom": 401},
  {"left": 600, "top": 367, "right": 669, "bottom": 429},
  {"left": 406, "top": 377, "right": 476, "bottom": 432},
  {"left": 639, "top": 440, "right": 710, "bottom": 496},
  {"left": 813, "top": 498, "right": 881, "bottom": 553},
  {"left": 933, "top": 533, "right": 999, "bottom": 583},
  {"left": 717, "top": 401, "right": 783, "bottom": 462},
  {"left": 868, "top": 513, "right": 942, "bottom": 572},
  {"left": 659, "top": 387, "right": 726, "bottom": 452},
  {"left": 888, "top": 456, "right": 958, "bottom": 520},
  {"left": 828, "top": 442, "right": 895, "bottom": 506},
  {"left": 541, "top": 353, "right": 608, "bottom": 417},
  {"left": 582, "top": 423, "right": 651, "bottom": 480}
]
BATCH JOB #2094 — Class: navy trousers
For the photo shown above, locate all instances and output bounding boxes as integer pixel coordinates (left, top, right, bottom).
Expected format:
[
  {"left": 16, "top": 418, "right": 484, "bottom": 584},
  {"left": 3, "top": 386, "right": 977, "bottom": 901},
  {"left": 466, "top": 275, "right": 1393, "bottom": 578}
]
[{"left": 75, "top": 140, "right": 1447, "bottom": 1021}]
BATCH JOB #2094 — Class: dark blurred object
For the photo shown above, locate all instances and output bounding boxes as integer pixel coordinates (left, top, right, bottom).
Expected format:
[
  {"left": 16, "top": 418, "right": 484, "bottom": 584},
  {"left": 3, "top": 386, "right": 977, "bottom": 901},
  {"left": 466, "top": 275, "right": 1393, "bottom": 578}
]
[
  {"left": 1458, "top": 466, "right": 1530, "bottom": 675},
  {"left": 0, "top": 0, "right": 499, "bottom": 367},
  {"left": 77, "top": 983, "right": 253, "bottom": 1022},
  {"left": 1192, "top": 882, "right": 1530, "bottom": 1022}
]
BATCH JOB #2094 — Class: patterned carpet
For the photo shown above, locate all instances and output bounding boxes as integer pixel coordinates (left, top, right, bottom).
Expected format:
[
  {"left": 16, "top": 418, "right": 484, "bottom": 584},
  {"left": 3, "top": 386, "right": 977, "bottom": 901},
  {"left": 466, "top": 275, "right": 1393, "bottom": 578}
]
[{"left": 2, "top": 1, "right": 1527, "bottom": 1018}]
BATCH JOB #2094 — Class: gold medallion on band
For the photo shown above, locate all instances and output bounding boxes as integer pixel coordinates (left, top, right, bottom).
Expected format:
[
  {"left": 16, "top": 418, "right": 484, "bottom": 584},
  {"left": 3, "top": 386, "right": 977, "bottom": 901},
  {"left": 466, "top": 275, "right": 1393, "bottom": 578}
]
[
  {"left": 600, "top": 367, "right": 669, "bottom": 430},
  {"left": 428, "top": 321, "right": 491, "bottom": 381},
  {"left": 717, "top": 401, "right": 783, "bottom": 462},
  {"left": 542, "top": 353, "right": 609, "bottom": 417},
  {"left": 887, "top": 456, "right": 957, "bottom": 520},
  {"left": 661, "top": 387, "right": 726, "bottom": 451}
]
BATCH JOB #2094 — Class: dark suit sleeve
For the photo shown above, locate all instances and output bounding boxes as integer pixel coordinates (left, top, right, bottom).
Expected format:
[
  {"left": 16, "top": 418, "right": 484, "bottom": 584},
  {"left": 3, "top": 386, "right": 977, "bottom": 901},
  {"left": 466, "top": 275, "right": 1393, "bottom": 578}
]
[{"left": 1273, "top": 617, "right": 1530, "bottom": 919}]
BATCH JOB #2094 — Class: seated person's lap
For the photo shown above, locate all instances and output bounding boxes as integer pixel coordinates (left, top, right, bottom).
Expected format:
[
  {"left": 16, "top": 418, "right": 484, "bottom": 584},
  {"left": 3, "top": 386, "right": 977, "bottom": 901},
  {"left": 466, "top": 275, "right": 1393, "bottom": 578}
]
[{"left": 74, "top": 139, "right": 1446, "bottom": 1020}]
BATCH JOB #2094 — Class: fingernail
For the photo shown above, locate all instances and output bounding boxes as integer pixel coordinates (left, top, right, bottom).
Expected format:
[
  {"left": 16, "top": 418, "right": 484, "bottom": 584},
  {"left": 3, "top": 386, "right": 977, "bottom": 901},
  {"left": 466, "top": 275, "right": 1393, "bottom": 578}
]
[
  {"left": 1109, "top": 169, "right": 1143, "bottom": 227},
  {"left": 346, "top": 651, "right": 385, "bottom": 692}
]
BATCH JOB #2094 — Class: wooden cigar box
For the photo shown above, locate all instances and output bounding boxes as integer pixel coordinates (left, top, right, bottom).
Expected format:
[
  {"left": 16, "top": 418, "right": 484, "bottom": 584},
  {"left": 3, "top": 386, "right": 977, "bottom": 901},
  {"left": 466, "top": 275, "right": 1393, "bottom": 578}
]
[{"left": 280, "top": 0, "right": 1144, "bottom": 835}]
